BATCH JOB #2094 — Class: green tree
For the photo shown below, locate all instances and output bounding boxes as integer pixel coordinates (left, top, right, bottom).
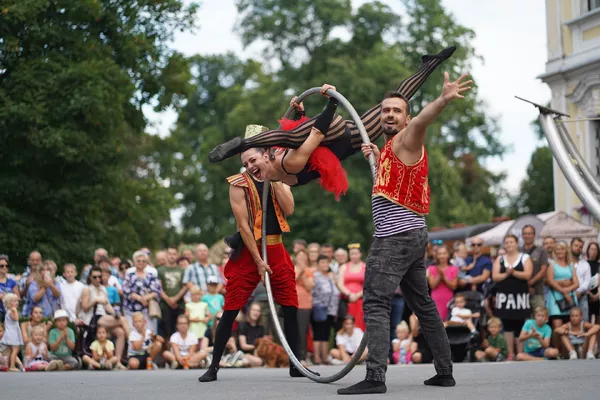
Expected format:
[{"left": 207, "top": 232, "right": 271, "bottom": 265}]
[
  {"left": 235, "top": 0, "right": 504, "bottom": 239},
  {"left": 510, "top": 146, "right": 554, "bottom": 216},
  {"left": 150, "top": 54, "right": 291, "bottom": 245},
  {"left": 0, "top": 0, "right": 198, "bottom": 268},
  {"left": 163, "top": 0, "right": 508, "bottom": 251}
]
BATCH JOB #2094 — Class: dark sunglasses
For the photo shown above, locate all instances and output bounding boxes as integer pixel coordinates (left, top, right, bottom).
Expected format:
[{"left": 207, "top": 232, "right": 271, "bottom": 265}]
[
  {"left": 91, "top": 275, "right": 102, "bottom": 280},
  {"left": 0, "top": 264, "right": 8, "bottom": 269},
  {"left": 471, "top": 243, "right": 482, "bottom": 247}
]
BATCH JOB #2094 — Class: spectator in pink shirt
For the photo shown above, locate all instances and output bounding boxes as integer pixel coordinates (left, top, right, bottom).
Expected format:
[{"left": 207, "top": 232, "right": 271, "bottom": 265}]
[{"left": 427, "top": 245, "right": 458, "bottom": 321}]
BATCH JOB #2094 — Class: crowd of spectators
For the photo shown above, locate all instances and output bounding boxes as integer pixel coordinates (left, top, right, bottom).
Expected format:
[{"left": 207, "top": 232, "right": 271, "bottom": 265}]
[
  {"left": 422, "top": 226, "right": 599, "bottom": 363},
  {"left": 1, "top": 225, "right": 599, "bottom": 372}
]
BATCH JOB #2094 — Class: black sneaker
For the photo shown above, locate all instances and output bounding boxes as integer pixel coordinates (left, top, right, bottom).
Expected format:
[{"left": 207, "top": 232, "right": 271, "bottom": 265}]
[
  {"left": 337, "top": 380, "right": 387, "bottom": 395},
  {"left": 424, "top": 373, "right": 456, "bottom": 387},
  {"left": 198, "top": 367, "right": 219, "bottom": 382},
  {"left": 289, "top": 365, "right": 321, "bottom": 378},
  {"left": 208, "top": 137, "right": 243, "bottom": 163}
]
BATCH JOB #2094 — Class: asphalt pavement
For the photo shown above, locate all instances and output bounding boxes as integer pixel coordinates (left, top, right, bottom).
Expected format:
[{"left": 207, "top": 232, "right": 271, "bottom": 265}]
[{"left": 2, "top": 360, "right": 599, "bottom": 400}]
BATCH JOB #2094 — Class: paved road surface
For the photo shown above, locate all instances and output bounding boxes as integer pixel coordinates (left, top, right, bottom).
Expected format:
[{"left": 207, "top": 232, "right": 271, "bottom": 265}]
[{"left": 3, "top": 361, "right": 599, "bottom": 400}]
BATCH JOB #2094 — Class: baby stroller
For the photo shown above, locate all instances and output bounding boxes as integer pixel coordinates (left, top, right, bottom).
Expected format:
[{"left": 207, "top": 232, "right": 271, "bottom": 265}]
[{"left": 445, "top": 291, "right": 486, "bottom": 362}]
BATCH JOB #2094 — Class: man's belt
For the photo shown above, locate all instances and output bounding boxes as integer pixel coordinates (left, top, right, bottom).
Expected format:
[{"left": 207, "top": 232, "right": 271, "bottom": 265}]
[
  {"left": 224, "top": 233, "right": 282, "bottom": 262},
  {"left": 260, "top": 234, "right": 282, "bottom": 245}
]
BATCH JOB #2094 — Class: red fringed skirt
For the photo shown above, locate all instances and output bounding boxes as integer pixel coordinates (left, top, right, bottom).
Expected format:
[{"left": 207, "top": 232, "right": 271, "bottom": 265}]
[{"left": 279, "top": 117, "right": 349, "bottom": 200}]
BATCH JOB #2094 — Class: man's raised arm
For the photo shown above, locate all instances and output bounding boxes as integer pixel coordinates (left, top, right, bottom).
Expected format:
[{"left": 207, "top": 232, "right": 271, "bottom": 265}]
[{"left": 395, "top": 72, "right": 472, "bottom": 156}]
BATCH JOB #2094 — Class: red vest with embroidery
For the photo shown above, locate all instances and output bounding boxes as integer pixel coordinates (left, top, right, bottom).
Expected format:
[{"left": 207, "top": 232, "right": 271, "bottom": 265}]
[
  {"left": 372, "top": 140, "right": 430, "bottom": 215},
  {"left": 226, "top": 172, "right": 290, "bottom": 240}
]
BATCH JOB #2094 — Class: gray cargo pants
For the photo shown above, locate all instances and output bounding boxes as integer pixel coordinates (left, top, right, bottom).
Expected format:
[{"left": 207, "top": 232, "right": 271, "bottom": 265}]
[{"left": 364, "top": 227, "right": 452, "bottom": 382}]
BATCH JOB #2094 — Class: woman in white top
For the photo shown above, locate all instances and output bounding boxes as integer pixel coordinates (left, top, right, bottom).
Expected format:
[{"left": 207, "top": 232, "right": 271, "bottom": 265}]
[
  {"left": 80, "top": 266, "right": 128, "bottom": 370},
  {"left": 329, "top": 315, "right": 367, "bottom": 364}
]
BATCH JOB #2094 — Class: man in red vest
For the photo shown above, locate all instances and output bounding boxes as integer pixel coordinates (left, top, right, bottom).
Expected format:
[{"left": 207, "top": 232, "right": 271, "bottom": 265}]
[{"left": 338, "top": 72, "right": 472, "bottom": 395}]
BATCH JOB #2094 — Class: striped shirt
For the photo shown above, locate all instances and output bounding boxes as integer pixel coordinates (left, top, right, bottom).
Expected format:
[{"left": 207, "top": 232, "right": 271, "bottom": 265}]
[{"left": 372, "top": 195, "right": 426, "bottom": 238}]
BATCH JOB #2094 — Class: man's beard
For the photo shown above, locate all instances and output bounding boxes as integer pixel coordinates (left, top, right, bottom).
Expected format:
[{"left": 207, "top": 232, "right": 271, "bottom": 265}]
[
  {"left": 572, "top": 250, "right": 581, "bottom": 258},
  {"left": 382, "top": 125, "right": 399, "bottom": 136}
]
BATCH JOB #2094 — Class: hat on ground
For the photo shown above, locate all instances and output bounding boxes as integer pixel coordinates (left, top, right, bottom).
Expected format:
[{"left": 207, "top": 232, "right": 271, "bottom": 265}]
[
  {"left": 244, "top": 125, "right": 269, "bottom": 139},
  {"left": 207, "top": 276, "right": 219, "bottom": 285},
  {"left": 54, "top": 309, "right": 69, "bottom": 320}
]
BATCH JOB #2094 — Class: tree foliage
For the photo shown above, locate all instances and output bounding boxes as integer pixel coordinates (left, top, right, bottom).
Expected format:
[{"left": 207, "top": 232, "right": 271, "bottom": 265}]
[
  {"left": 156, "top": 0, "right": 507, "bottom": 250},
  {"left": 510, "top": 146, "right": 554, "bottom": 217},
  {"left": 0, "top": 0, "right": 198, "bottom": 268}
]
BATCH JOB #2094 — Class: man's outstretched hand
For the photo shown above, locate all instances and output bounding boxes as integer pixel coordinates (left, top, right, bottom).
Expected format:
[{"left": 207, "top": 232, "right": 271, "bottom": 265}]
[{"left": 441, "top": 72, "right": 472, "bottom": 104}]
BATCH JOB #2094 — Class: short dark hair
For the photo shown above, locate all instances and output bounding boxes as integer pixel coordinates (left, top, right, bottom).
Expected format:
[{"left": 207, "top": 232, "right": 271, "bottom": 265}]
[
  {"left": 382, "top": 91, "right": 410, "bottom": 115},
  {"left": 86, "top": 266, "right": 103, "bottom": 285},
  {"left": 571, "top": 237, "right": 584, "bottom": 246},
  {"left": 522, "top": 225, "right": 536, "bottom": 234},
  {"left": 317, "top": 254, "right": 329, "bottom": 263},
  {"left": 321, "top": 243, "right": 333, "bottom": 249}
]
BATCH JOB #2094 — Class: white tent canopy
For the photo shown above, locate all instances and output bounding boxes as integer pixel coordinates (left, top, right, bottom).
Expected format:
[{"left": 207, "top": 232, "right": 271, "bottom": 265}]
[
  {"left": 467, "top": 211, "right": 597, "bottom": 247},
  {"left": 540, "top": 211, "right": 598, "bottom": 244}
]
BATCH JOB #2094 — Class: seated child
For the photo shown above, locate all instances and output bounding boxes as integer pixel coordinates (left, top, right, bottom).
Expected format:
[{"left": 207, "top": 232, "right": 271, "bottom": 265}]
[
  {"left": 126, "top": 311, "right": 164, "bottom": 370},
  {"left": 48, "top": 309, "right": 79, "bottom": 370},
  {"left": 163, "top": 315, "right": 207, "bottom": 369},
  {"left": 391, "top": 321, "right": 412, "bottom": 364},
  {"left": 553, "top": 307, "right": 599, "bottom": 360},
  {"left": 443, "top": 293, "right": 479, "bottom": 334},
  {"left": 330, "top": 315, "right": 367, "bottom": 364},
  {"left": 26, "top": 325, "right": 64, "bottom": 371},
  {"left": 83, "top": 326, "right": 119, "bottom": 370},
  {"left": 474, "top": 317, "right": 508, "bottom": 362},
  {"left": 516, "top": 307, "right": 559, "bottom": 361}
]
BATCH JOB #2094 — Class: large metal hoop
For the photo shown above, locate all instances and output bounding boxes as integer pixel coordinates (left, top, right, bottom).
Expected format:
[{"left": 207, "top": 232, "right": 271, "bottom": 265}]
[{"left": 262, "top": 88, "right": 374, "bottom": 383}]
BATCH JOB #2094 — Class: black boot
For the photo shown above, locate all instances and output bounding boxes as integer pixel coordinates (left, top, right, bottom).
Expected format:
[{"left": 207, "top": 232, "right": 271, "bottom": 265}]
[
  {"left": 421, "top": 46, "right": 456, "bottom": 63},
  {"left": 289, "top": 364, "right": 320, "bottom": 378},
  {"left": 423, "top": 373, "right": 456, "bottom": 387},
  {"left": 208, "top": 137, "right": 243, "bottom": 163},
  {"left": 337, "top": 379, "right": 387, "bottom": 395},
  {"left": 198, "top": 367, "right": 219, "bottom": 382}
]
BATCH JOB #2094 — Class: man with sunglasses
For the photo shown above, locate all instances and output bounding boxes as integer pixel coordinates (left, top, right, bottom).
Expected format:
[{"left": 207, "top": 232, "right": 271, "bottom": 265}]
[
  {"left": 0, "top": 255, "right": 19, "bottom": 322},
  {"left": 460, "top": 237, "right": 492, "bottom": 293}
]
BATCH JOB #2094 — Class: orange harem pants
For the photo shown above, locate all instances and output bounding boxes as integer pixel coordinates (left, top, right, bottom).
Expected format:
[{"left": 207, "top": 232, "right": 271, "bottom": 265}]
[{"left": 223, "top": 238, "right": 298, "bottom": 310}]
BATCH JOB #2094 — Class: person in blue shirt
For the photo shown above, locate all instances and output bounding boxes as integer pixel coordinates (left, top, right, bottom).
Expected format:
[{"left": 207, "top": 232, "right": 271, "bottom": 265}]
[
  {"left": 461, "top": 237, "right": 492, "bottom": 293},
  {"left": 515, "top": 306, "right": 559, "bottom": 361},
  {"left": 0, "top": 255, "right": 19, "bottom": 318},
  {"left": 201, "top": 276, "right": 225, "bottom": 328},
  {"left": 101, "top": 267, "right": 121, "bottom": 307}
]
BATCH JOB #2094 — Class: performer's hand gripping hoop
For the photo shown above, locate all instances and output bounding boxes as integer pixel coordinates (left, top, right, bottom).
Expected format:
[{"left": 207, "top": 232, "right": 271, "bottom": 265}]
[{"left": 263, "top": 88, "right": 372, "bottom": 383}]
